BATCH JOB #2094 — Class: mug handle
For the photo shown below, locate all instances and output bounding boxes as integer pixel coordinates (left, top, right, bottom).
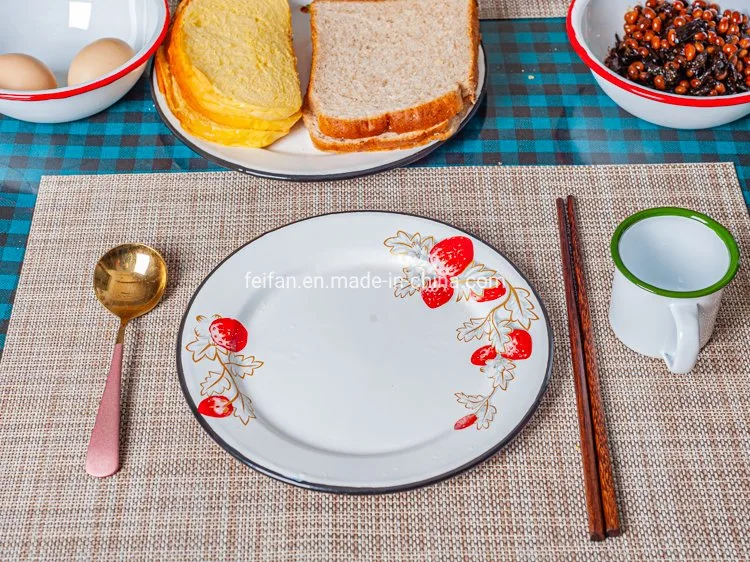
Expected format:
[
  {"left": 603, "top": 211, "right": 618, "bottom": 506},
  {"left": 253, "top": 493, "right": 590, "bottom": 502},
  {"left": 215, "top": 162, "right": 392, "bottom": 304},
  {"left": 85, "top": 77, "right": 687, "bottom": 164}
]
[{"left": 663, "top": 302, "right": 700, "bottom": 374}]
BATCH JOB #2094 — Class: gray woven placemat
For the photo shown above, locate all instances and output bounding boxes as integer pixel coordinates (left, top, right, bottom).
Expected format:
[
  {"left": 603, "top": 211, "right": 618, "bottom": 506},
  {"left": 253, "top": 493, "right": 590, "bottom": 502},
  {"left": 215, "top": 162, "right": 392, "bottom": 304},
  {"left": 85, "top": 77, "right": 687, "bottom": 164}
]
[
  {"left": 1, "top": 164, "right": 749, "bottom": 561},
  {"left": 167, "top": 0, "right": 568, "bottom": 22}
]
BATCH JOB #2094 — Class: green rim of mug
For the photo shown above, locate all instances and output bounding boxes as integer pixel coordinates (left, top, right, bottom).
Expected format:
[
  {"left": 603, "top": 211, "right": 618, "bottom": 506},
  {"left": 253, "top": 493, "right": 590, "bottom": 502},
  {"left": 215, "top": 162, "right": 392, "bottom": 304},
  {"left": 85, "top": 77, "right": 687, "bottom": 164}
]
[{"left": 610, "top": 207, "right": 740, "bottom": 299}]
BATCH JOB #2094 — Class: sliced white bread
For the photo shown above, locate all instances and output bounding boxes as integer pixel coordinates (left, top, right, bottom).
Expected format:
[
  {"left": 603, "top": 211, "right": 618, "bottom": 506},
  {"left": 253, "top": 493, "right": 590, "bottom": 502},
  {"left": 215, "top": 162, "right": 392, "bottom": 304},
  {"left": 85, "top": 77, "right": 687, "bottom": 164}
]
[{"left": 305, "top": 0, "right": 479, "bottom": 143}]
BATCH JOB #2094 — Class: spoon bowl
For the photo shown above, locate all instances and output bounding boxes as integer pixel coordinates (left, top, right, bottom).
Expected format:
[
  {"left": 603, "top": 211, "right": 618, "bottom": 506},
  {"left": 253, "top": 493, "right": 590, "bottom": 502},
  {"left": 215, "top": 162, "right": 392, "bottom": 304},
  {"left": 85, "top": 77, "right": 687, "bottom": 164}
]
[
  {"left": 94, "top": 244, "right": 167, "bottom": 322},
  {"left": 86, "top": 243, "right": 167, "bottom": 478}
]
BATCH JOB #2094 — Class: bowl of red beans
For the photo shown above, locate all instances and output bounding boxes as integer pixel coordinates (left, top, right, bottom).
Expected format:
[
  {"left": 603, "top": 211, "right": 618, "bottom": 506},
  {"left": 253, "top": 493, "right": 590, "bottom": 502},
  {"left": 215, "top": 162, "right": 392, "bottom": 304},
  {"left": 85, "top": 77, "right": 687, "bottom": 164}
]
[{"left": 567, "top": 0, "right": 750, "bottom": 128}]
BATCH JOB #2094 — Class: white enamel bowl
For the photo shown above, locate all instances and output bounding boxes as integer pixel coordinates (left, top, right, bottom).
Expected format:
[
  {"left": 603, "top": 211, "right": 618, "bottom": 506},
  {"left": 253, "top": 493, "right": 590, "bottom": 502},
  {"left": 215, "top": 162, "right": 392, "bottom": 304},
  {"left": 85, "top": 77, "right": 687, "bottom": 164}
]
[
  {"left": 0, "top": 0, "right": 169, "bottom": 123},
  {"left": 567, "top": 0, "right": 750, "bottom": 129}
]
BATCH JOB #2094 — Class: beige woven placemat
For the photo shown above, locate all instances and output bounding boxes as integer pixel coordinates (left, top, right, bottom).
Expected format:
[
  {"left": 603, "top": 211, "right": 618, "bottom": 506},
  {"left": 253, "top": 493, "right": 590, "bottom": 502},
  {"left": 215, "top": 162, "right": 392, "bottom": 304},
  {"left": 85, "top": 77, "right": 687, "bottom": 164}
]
[
  {"left": 166, "top": 0, "right": 568, "bottom": 22},
  {"left": 478, "top": 0, "right": 567, "bottom": 19},
  {"left": 1, "top": 164, "right": 749, "bottom": 561}
]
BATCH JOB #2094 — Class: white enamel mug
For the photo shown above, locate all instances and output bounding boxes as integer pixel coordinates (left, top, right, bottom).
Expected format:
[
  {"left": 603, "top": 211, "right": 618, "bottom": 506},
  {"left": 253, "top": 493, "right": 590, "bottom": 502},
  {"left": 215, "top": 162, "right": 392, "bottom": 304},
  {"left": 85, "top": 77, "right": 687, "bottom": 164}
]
[{"left": 609, "top": 208, "right": 740, "bottom": 374}]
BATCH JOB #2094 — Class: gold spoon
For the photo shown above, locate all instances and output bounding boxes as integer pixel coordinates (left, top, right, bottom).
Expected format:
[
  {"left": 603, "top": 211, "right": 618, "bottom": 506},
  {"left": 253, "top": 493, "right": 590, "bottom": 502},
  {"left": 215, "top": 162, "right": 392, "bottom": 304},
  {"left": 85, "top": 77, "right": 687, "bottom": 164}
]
[{"left": 86, "top": 244, "right": 167, "bottom": 478}]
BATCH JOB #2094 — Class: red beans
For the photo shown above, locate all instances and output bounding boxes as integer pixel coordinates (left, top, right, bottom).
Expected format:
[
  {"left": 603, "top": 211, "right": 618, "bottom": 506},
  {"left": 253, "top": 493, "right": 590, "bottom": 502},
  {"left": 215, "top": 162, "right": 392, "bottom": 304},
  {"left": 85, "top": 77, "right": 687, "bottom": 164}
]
[
  {"left": 628, "top": 61, "right": 646, "bottom": 79},
  {"left": 604, "top": 0, "right": 750, "bottom": 96}
]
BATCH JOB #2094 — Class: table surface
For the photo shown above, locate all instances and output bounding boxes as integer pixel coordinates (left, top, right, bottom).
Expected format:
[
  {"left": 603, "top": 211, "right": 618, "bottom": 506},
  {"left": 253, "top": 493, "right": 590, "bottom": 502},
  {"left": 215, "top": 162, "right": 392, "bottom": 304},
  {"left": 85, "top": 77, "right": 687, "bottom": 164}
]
[{"left": 1, "top": 17, "right": 749, "bottom": 351}]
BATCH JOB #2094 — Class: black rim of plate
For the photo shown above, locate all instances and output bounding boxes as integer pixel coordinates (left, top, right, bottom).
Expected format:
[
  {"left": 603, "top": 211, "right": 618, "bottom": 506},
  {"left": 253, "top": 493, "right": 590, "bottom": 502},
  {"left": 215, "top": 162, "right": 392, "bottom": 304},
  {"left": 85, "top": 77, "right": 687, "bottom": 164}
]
[
  {"left": 150, "top": 45, "right": 489, "bottom": 182},
  {"left": 176, "top": 211, "right": 555, "bottom": 495}
]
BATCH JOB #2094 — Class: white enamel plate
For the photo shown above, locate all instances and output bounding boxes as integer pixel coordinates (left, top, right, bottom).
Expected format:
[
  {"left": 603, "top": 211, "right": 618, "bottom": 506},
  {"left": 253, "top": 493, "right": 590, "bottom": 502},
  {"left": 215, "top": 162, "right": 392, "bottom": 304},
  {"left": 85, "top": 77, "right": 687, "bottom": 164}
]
[
  {"left": 151, "top": 0, "right": 487, "bottom": 180},
  {"left": 178, "top": 212, "right": 553, "bottom": 493}
]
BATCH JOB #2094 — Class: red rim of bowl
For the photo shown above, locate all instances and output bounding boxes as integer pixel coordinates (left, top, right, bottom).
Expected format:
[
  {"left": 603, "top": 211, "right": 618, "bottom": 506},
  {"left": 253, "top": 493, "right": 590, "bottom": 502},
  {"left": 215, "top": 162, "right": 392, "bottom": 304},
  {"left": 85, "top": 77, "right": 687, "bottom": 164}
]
[
  {"left": 0, "top": 0, "right": 169, "bottom": 101},
  {"left": 566, "top": 0, "right": 750, "bottom": 107}
]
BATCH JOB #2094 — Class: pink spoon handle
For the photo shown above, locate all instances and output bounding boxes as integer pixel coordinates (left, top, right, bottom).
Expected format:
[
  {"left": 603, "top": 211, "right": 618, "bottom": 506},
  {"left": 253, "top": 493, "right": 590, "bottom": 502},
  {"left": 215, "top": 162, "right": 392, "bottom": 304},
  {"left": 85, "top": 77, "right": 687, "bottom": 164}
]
[{"left": 85, "top": 343, "right": 123, "bottom": 478}]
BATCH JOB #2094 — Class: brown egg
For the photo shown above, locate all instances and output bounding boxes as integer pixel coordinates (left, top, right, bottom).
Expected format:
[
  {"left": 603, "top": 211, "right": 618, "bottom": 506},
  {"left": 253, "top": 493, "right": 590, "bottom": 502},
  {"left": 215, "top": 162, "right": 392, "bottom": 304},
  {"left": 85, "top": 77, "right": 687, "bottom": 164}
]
[
  {"left": 67, "top": 38, "right": 135, "bottom": 86},
  {"left": 0, "top": 53, "right": 58, "bottom": 91}
]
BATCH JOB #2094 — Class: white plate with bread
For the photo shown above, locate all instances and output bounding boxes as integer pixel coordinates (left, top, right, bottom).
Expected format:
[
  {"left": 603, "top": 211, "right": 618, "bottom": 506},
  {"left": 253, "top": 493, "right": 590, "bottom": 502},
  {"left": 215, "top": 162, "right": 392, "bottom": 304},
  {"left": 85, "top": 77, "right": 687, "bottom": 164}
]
[{"left": 152, "top": 0, "right": 486, "bottom": 181}]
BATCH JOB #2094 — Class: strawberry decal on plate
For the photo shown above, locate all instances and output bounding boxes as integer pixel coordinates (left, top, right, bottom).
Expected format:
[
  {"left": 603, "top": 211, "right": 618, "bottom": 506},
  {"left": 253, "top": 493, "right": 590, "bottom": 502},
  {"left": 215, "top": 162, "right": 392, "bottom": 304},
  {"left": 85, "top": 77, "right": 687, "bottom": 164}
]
[
  {"left": 429, "top": 236, "right": 474, "bottom": 278},
  {"left": 384, "top": 231, "right": 501, "bottom": 309},
  {"left": 453, "top": 413, "right": 478, "bottom": 430},
  {"left": 421, "top": 277, "right": 454, "bottom": 309},
  {"left": 384, "top": 230, "right": 539, "bottom": 431},
  {"left": 472, "top": 280, "right": 506, "bottom": 302},
  {"left": 197, "top": 395, "right": 234, "bottom": 418},
  {"left": 209, "top": 317, "right": 248, "bottom": 353},
  {"left": 186, "top": 314, "right": 264, "bottom": 426},
  {"left": 470, "top": 344, "right": 497, "bottom": 366},
  {"left": 502, "top": 329, "right": 532, "bottom": 360}
]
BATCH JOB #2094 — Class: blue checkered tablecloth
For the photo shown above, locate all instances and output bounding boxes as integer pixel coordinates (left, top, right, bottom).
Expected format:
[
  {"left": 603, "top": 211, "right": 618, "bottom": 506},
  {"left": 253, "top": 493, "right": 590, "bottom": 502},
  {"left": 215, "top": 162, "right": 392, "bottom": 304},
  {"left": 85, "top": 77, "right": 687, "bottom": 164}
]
[{"left": 1, "top": 18, "right": 749, "bottom": 351}]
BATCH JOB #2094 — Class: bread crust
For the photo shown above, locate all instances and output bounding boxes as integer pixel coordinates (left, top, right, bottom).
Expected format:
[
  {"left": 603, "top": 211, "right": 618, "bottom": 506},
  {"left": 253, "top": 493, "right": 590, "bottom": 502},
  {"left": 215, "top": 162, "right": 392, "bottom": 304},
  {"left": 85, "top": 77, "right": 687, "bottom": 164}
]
[
  {"left": 305, "top": 0, "right": 479, "bottom": 140},
  {"left": 466, "top": 0, "right": 480, "bottom": 102},
  {"left": 316, "top": 90, "right": 464, "bottom": 140},
  {"left": 303, "top": 108, "right": 464, "bottom": 152}
]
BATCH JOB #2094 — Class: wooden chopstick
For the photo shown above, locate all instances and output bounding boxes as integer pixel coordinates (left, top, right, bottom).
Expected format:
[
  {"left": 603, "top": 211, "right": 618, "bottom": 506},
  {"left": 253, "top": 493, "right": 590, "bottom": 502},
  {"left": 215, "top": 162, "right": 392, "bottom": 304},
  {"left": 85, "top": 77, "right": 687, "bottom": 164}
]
[
  {"left": 556, "top": 197, "right": 606, "bottom": 542},
  {"left": 565, "top": 196, "right": 622, "bottom": 538}
]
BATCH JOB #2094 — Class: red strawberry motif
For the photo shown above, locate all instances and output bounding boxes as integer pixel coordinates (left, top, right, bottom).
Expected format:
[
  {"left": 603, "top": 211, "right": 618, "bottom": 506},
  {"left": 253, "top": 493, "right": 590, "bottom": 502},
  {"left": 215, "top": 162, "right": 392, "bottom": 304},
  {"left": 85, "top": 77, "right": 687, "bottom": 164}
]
[
  {"left": 501, "top": 329, "right": 533, "bottom": 360},
  {"left": 473, "top": 280, "right": 507, "bottom": 302},
  {"left": 197, "top": 396, "right": 234, "bottom": 418},
  {"left": 209, "top": 317, "right": 248, "bottom": 353},
  {"left": 421, "top": 277, "right": 454, "bottom": 309},
  {"left": 454, "top": 413, "right": 478, "bottom": 430},
  {"left": 470, "top": 345, "right": 498, "bottom": 366},
  {"left": 429, "top": 236, "right": 474, "bottom": 278}
]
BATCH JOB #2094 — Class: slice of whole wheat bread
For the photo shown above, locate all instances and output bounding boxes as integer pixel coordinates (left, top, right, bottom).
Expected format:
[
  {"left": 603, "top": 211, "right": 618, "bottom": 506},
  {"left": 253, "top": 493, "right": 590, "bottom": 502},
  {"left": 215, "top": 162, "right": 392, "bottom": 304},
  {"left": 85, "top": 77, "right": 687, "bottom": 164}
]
[{"left": 305, "top": 0, "right": 479, "bottom": 142}]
